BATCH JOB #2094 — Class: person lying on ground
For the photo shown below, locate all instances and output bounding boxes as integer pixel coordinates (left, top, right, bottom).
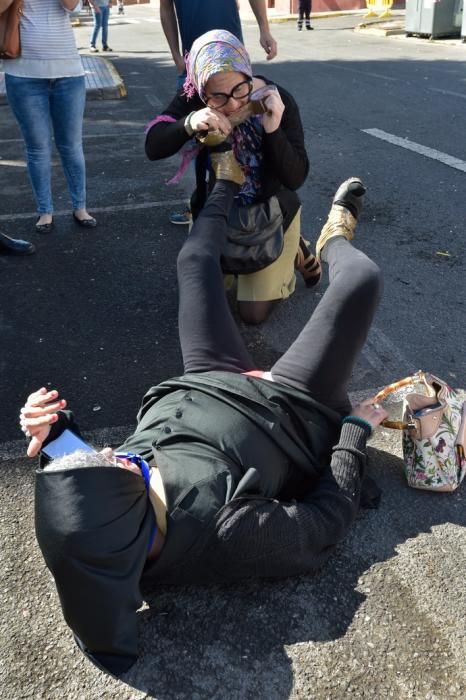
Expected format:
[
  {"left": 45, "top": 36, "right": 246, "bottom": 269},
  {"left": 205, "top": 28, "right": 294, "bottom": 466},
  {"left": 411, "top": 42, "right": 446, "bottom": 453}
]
[{"left": 20, "top": 159, "right": 387, "bottom": 677}]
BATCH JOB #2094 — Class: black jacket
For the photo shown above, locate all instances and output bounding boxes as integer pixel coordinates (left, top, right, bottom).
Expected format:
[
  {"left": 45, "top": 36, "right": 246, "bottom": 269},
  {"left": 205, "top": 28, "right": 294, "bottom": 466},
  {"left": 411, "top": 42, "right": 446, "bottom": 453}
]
[
  {"left": 145, "top": 78, "right": 310, "bottom": 228},
  {"left": 35, "top": 372, "right": 372, "bottom": 677}
]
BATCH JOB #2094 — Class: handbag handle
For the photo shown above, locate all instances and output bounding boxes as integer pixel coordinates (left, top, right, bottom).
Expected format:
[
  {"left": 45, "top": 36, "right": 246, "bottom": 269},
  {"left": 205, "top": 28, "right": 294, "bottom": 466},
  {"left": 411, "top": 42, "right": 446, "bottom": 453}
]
[
  {"left": 373, "top": 372, "right": 426, "bottom": 431},
  {"left": 374, "top": 375, "right": 420, "bottom": 403}
]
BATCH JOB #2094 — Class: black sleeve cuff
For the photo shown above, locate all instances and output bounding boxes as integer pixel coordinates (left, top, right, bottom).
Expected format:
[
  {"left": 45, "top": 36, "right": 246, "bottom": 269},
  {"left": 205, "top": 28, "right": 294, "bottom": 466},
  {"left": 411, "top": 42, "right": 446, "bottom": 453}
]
[{"left": 38, "top": 410, "right": 81, "bottom": 469}]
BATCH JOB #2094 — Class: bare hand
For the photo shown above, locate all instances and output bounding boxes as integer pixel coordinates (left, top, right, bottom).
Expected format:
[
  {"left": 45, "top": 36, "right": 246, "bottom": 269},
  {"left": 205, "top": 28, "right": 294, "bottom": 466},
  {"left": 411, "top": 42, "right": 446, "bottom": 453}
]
[
  {"left": 20, "top": 388, "right": 67, "bottom": 458},
  {"left": 189, "top": 108, "right": 232, "bottom": 136},
  {"left": 261, "top": 87, "right": 285, "bottom": 133},
  {"left": 351, "top": 398, "right": 389, "bottom": 429},
  {"left": 260, "top": 30, "right": 277, "bottom": 61}
]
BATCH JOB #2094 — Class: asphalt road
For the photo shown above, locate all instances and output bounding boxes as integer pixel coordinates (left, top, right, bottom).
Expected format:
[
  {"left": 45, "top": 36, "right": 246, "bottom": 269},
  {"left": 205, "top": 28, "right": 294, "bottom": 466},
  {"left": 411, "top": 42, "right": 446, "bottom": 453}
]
[
  {"left": 1, "top": 11, "right": 465, "bottom": 441},
  {"left": 0, "top": 8, "right": 465, "bottom": 700}
]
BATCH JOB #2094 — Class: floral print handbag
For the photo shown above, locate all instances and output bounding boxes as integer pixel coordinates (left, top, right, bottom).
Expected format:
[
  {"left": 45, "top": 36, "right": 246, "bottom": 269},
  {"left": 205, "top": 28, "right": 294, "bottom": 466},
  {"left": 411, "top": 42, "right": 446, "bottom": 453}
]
[{"left": 374, "top": 371, "right": 466, "bottom": 492}]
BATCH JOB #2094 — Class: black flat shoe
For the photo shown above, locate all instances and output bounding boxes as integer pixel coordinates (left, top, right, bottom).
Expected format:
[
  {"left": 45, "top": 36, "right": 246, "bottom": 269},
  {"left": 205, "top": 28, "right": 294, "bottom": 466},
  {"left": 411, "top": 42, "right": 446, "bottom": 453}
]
[
  {"left": 73, "top": 213, "right": 97, "bottom": 228},
  {"left": 35, "top": 218, "right": 54, "bottom": 234},
  {"left": 0, "top": 232, "right": 36, "bottom": 256}
]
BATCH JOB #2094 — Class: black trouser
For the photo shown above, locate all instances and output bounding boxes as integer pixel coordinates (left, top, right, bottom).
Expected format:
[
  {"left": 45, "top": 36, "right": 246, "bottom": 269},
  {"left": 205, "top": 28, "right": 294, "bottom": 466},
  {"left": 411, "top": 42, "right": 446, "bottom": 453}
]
[
  {"left": 177, "top": 180, "right": 382, "bottom": 415},
  {"left": 298, "top": 0, "right": 312, "bottom": 20}
]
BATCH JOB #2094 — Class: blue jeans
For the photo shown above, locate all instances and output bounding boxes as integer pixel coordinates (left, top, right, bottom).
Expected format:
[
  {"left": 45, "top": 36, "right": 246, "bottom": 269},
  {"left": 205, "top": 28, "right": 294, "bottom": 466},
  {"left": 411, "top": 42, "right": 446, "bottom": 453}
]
[
  {"left": 5, "top": 75, "right": 87, "bottom": 214},
  {"left": 91, "top": 6, "right": 110, "bottom": 48},
  {"left": 176, "top": 72, "right": 186, "bottom": 92}
]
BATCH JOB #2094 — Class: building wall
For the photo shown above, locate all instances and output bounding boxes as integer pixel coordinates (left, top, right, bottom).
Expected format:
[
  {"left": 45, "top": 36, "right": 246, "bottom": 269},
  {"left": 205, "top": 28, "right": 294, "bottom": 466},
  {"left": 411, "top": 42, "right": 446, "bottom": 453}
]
[{"left": 239, "top": 0, "right": 367, "bottom": 12}]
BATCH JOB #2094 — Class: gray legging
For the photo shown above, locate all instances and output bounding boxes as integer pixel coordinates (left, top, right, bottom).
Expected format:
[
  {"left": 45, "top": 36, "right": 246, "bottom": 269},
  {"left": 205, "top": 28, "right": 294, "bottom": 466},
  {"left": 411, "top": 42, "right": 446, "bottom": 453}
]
[{"left": 177, "top": 180, "right": 382, "bottom": 415}]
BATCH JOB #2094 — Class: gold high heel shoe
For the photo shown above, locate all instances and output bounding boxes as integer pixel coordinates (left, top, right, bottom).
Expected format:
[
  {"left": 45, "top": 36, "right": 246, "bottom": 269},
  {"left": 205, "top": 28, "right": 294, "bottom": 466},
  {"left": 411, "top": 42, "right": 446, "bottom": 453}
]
[{"left": 315, "top": 178, "right": 366, "bottom": 262}]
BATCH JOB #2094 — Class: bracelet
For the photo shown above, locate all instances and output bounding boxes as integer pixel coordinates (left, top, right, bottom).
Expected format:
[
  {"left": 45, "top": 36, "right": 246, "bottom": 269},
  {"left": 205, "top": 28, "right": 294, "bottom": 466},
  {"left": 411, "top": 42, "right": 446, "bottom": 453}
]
[
  {"left": 184, "top": 111, "right": 197, "bottom": 137},
  {"left": 342, "top": 415, "right": 373, "bottom": 435}
]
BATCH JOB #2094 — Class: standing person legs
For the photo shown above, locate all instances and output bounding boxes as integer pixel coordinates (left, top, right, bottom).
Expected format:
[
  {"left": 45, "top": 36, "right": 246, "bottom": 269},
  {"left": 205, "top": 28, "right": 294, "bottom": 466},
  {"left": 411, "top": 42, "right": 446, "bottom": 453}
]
[
  {"left": 271, "top": 182, "right": 382, "bottom": 414},
  {"left": 177, "top": 174, "right": 255, "bottom": 375},
  {"left": 101, "top": 5, "right": 111, "bottom": 50},
  {"left": 50, "top": 77, "right": 88, "bottom": 216},
  {"left": 306, "top": 0, "right": 313, "bottom": 30},
  {"left": 4, "top": 76, "right": 54, "bottom": 224},
  {"left": 90, "top": 8, "right": 103, "bottom": 49},
  {"left": 297, "top": 0, "right": 304, "bottom": 30}
]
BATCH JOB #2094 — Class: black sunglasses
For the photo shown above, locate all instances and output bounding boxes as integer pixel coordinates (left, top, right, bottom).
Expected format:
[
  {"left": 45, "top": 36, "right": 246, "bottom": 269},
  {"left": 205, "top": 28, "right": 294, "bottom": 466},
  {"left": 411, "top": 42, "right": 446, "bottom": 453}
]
[{"left": 204, "top": 79, "right": 253, "bottom": 109}]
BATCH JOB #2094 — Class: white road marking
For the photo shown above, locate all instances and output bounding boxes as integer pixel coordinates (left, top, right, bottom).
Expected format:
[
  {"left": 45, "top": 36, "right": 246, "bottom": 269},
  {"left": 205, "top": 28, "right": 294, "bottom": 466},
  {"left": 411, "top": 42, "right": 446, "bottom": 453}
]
[
  {"left": 362, "top": 128, "right": 466, "bottom": 173},
  {"left": 145, "top": 93, "right": 163, "bottom": 109},
  {"left": 325, "top": 62, "right": 397, "bottom": 82},
  {"left": 363, "top": 326, "right": 417, "bottom": 377},
  {"left": 429, "top": 87, "right": 466, "bottom": 100},
  {"left": 0, "top": 159, "right": 26, "bottom": 167},
  {"left": 0, "top": 198, "right": 188, "bottom": 222},
  {"left": 108, "top": 18, "right": 140, "bottom": 25},
  {"left": 0, "top": 132, "right": 143, "bottom": 144}
]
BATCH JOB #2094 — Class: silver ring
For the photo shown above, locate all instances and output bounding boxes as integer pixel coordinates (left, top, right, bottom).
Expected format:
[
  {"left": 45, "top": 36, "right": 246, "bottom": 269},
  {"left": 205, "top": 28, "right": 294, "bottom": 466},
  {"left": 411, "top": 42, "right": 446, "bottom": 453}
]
[{"left": 372, "top": 402, "right": 382, "bottom": 410}]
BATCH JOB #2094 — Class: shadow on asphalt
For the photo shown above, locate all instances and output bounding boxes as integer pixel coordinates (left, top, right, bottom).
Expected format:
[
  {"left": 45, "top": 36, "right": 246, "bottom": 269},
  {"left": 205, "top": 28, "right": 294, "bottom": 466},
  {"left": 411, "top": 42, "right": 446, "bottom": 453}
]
[
  {"left": 1, "top": 49, "right": 465, "bottom": 697},
  {"left": 1, "top": 54, "right": 464, "bottom": 443},
  {"left": 114, "top": 446, "right": 465, "bottom": 698},
  {"left": 1, "top": 441, "right": 464, "bottom": 697}
]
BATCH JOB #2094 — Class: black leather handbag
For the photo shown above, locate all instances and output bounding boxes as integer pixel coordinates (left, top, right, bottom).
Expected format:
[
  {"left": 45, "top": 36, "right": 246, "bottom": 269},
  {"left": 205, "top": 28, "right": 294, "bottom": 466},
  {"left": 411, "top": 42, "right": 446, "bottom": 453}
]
[{"left": 221, "top": 195, "right": 284, "bottom": 275}]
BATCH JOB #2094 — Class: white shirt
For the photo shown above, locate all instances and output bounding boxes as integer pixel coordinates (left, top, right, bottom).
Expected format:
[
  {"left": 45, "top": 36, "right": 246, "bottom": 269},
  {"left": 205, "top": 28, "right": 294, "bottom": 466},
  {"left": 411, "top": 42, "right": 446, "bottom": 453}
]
[{"left": 3, "top": 0, "right": 84, "bottom": 79}]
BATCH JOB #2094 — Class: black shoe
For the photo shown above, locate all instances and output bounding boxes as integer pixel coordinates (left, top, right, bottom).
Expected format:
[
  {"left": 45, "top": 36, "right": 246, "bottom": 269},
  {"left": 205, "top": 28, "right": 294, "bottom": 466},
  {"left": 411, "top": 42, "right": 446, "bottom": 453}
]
[
  {"left": 35, "top": 217, "right": 54, "bottom": 234},
  {"left": 333, "top": 178, "right": 366, "bottom": 220},
  {"left": 0, "top": 232, "right": 36, "bottom": 256},
  {"left": 306, "top": 24, "right": 314, "bottom": 30},
  {"left": 102, "top": 46, "right": 113, "bottom": 52},
  {"left": 73, "top": 213, "right": 97, "bottom": 228}
]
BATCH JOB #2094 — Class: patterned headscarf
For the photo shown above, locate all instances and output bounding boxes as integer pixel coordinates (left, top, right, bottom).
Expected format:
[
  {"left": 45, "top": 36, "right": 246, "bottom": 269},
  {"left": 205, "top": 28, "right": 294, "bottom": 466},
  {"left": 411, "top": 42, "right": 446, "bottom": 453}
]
[
  {"left": 183, "top": 29, "right": 253, "bottom": 101},
  {"left": 184, "top": 30, "right": 264, "bottom": 205}
]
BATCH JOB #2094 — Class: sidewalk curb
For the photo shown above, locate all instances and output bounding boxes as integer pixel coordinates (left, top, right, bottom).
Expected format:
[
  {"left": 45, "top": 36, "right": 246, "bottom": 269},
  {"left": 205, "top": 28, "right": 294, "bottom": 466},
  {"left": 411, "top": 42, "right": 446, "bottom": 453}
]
[
  {"left": 71, "top": 10, "right": 368, "bottom": 25},
  {"left": 0, "top": 56, "right": 127, "bottom": 106},
  {"left": 92, "top": 56, "right": 127, "bottom": 100},
  {"left": 354, "top": 18, "right": 465, "bottom": 42},
  {"left": 355, "top": 20, "right": 405, "bottom": 36}
]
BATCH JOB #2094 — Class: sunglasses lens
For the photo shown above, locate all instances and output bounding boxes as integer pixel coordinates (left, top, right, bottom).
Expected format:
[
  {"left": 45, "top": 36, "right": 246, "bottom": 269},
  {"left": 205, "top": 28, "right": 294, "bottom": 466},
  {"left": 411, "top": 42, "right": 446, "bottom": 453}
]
[{"left": 206, "top": 80, "right": 251, "bottom": 109}]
